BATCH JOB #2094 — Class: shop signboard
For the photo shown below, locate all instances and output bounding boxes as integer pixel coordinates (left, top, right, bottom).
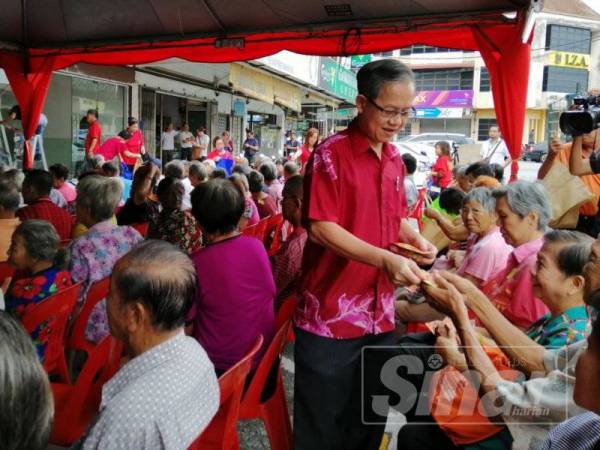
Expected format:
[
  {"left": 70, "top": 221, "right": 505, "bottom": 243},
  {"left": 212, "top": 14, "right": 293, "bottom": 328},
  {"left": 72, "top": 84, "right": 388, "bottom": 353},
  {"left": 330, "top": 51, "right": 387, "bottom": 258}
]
[
  {"left": 233, "top": 99, "right": 246, "bottom": 117},
  {"left": 413, "top": 90, "right": 474, "bottom": 109},
  {"left": 416, "top": 108, "right": 464, "bottom": 119},
  {"left": 318, "top": 57, "right": 358, "bottom": 103},
  {"left": 257, "top": 51, "right": 320, "bottom": 86},
  {"left": 351, "top": 54, "right": 371, "bottom": 69},
  {"left": 547, "top": 51, "right": 589, "bottom": 70}
]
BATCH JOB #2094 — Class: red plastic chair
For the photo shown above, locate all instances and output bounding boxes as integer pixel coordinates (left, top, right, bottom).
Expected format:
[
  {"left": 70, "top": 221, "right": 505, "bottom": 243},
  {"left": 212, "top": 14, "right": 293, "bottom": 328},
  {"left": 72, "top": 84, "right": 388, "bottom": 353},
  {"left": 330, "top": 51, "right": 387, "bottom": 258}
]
[
  {"left": 254, "top": 218, "right": 269, "bottom": 242},
  {"left": 0, "top": 260, "right": 15, "bottom": 286},
  {"left": 238, "top": 321, "right": 294, "bottom": 450},
  {"left": 188, "top": 336, "right": 264, "bottom": 450},
  {"left": 130, "top": 222, "right": 149, "bottom": 237},
  {"left": 275, "top": 295, "right": 298, "bottom": 331},
  {"left": 265, "top": 214, "right": 285, "bottom": 256},
  {"left": 21, "top": 283, "right": 81, "bottom": 383},
  {"left": 50, "top": 335, "right": 124, "bottom": 446},
  {"left": 67, "top": 277, "right": 110, "bottom": 357}
]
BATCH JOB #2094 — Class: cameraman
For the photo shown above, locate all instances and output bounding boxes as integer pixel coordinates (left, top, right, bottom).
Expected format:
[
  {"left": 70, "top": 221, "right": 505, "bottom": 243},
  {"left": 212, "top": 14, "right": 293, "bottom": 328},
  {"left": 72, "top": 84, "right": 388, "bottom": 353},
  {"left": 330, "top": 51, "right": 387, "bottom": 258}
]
[
  {"left": 538, "top": 129, "right": 600, "bottom": 237},
  {"left": 569, "top": 131, "right": 600, "bottom": 176}
]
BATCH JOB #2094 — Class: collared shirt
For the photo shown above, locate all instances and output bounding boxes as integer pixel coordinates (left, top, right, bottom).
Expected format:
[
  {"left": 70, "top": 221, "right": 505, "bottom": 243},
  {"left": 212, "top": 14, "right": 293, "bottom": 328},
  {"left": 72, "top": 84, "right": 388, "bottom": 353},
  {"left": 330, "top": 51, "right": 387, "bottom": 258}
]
[
  {"left": 85, "top": 121, "right": 102, "bottom": 153},
  {"left": 480, "top": 236, "right": 548, "bottom": 329},
  {"left": 17, "top": 196, "right": 73, "bottom": 240},
  {"left": 539, "top": 412, "right": 600, "bottom": 450},
  {"left": 525, "top": 305, "right": 591, "bottom": 348},
  {"left": 273, "top": 226, "right": 308, "bottom": 306},
  {"left": 196, "top": 133, "right": 210, "bottom": 152},
  {"left": 480, "top": 138, "right": 510, "bottom": 165},
  {"left": 69, "top": 221, "right": 143, "bottom": 343},
  {"left": 161, "top": 130, "right": 178, "bottom": 151},
  {"left": 79, "top": 333, "right": 219, "bottom": 450},
  {"left": 295, "top": 120, "right": 407, "bottom": 339},
  {"left": 456, "top": 227, "right": 513, "bottom": 283}
]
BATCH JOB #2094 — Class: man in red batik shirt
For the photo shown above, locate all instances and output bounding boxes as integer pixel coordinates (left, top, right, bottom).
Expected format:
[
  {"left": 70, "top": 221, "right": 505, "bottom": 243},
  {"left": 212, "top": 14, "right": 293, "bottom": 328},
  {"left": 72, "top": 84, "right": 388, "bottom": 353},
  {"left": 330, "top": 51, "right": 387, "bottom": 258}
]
[{"left": 294, "top": 59, "right": 437, "bottom": 450}]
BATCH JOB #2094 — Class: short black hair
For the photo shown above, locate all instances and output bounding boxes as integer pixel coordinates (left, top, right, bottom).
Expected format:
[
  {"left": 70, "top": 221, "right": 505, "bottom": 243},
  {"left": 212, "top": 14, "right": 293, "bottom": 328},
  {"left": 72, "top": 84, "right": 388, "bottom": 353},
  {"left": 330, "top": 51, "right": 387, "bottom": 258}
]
[
  {"left": 401, "top": 153, "right": 417, "bottom": 175},
  {"left": 48, "top": 163, "right": 69, "bottom": 180},
  {"left": 357, "top": 59, "right": 414, "bottom": 100},
  {"left": 9, "top": 105, "right": 21, "bottom": 120},
  {"left": 102, "top": 162, "right": 119, "bottom": 176},
  {"left": 86, "top": 109, "right": 98, "bottom": 118},
  {"left": 491, "top": 163, "right": 504, "bottom": 182},
  {"left": 118, "top": 130, "right": 131, "bottom": 140},
  {"left": 465, "top": 161, "right": 494, "bottom": 179},
  {"left": 248, "top": 170, "right": 265, "bottom": 194},
  {"left": 113, "top": 240, "right": 196, "bottom": 331},
  {"left": 23, "top": 169, "right": 52, "bottom": 196},
  {"left": 439, "top": 188, "right": 466, "bottom": 215},
  {"left": 283, "top": 175, "right": 303, "bottom": 199},
  {"left": 191, "top": 179, "right": 245, "bottom": 235}
]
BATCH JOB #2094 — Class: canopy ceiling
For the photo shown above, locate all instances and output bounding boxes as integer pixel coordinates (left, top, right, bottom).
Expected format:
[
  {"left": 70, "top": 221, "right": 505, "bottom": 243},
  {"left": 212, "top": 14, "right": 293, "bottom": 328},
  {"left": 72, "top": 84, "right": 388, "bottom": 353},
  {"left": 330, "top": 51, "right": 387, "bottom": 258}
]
[
  {"left": 0, "top": 0, "right": 534, "bottom": 180},
  {"left": 0, "top": 0, "right": 530, "bottom": 49}
]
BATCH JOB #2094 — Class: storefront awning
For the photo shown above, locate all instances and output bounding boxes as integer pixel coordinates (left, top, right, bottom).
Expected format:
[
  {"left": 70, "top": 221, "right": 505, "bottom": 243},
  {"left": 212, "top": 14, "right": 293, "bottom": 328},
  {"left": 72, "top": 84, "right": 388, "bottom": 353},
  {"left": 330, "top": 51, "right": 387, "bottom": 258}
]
[{"left": 0, "top": 0, "right": 533, "bottom": 179}]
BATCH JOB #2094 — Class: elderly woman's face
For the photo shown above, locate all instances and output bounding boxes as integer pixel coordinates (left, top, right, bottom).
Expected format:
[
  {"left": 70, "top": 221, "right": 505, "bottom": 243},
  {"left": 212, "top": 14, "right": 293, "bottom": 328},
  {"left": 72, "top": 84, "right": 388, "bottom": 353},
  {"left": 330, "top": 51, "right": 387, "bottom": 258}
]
[
  {"left": 532, "top": 243, "right": 571, "bottom": 306},
  {"left": 461, "top": 200, "right": 496, "bottom": 236},
  {"left": 495, "top": 196, "right": 532, "bottom": 247},
  {"left": 8, "top": 234, "right": 31, "bottom": 271}
]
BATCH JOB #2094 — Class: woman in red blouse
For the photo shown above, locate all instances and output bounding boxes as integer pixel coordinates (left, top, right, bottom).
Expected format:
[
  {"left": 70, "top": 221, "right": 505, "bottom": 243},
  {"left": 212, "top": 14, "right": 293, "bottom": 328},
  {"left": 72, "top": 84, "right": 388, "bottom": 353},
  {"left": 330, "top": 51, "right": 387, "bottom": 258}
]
[
  {"left": 295, "top": 127, "right": 320, "bottom": 172},
  {"left": 121, "top": 117, "right": 145, "bottom": 172},
  {"left": 431, "top": 140, "right": 453, "bottom": 189}
]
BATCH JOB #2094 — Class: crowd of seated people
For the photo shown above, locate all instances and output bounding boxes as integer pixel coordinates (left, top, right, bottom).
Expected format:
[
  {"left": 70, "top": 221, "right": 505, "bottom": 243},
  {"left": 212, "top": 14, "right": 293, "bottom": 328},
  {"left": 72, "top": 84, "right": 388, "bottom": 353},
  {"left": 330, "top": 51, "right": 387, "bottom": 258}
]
[{"left": 3, "top": 148, "right": 600, "bottom": 450}]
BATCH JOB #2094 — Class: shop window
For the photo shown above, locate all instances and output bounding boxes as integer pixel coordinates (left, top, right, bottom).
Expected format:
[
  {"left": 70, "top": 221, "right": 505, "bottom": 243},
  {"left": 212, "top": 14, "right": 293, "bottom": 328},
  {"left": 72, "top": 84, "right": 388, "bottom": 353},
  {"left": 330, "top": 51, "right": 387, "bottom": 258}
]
[
  {"left": 414, "top": 69, "right": 473, "bottom": 91},
  {"left": 546, "top": 25, "right": 591, "bottom": 54},
  {"left": 480, "top": 68, "right": 491, "bottom": 92},
  {"left": 542, "top": 66, "right": 589, "bottom": 93},
  {"left": 477, "top": 118, "right": 497, "bottom": 141},
  {"left": 400, "top": 45, "right": 456, "bottom": 55}
]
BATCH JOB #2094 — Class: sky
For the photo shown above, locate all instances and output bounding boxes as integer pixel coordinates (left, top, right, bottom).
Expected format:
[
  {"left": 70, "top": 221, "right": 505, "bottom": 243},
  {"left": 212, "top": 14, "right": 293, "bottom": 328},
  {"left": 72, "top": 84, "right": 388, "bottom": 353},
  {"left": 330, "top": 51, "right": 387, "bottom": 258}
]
[{"left": 582, "top": 0, "right": 600, "bottom": 13}]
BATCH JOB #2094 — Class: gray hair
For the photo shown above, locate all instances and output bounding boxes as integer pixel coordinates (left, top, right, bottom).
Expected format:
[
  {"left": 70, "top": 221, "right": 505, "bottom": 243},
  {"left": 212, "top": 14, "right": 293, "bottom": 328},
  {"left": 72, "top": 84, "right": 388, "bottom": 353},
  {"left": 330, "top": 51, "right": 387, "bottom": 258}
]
[
  {"left": 77, "top": 175, "right": 122, "bottom": 222},
  {"left": 464, "top": 187, "right": 496, "bottom": 214},
  {"left": 0, "top": 312, "right": 53, "bottom": 450},
  {"left": 164, "top": 160, "right": 185, "bottom": 179},
  {"left": 188, "top": 161, "right": 208, "bottom": 182},
  {"left": 13, "top": 220, "right": 68, "bottom": 268},
  {"left": 113, "top": 240, "right": 196, "bottom": 331},
  {"left": 543, "top": 230, "right": 593, "bottom": 277},
  {"left": 453, "top": 164, "right": 468, "bottom": 178},
  {"left": 259, "top": 161, "right": 277, "bottom": 182},
  {"left": 357, "top": 59, "right": 415, "bottom": 100},
  {"left": 0, "top": 180, "right": 20, "bottom": 212},
  {"left": 493, "top": 181, "right": 551, "bottom": 230},
  {"left": 89, "top": 154, "right": 105, "bottom": 170},
  {"left": 0, "top": 169, "right": 25, "bottom": 190}
]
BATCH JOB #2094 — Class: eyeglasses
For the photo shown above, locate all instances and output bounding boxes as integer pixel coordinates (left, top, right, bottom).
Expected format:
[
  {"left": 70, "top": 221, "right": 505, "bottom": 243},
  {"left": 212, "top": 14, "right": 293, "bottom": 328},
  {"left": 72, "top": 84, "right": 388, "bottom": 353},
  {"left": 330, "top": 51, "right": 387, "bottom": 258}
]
[{"left": 366, "top": 97, "right": 416, "bottom": 120}]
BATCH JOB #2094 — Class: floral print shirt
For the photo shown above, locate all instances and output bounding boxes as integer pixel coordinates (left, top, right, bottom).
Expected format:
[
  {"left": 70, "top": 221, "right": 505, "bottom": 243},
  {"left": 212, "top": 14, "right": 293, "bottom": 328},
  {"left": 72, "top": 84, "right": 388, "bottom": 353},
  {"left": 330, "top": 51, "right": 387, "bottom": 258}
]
[
  {"left": 148, "top": 209, "right": 202, "bottom": 254},
  {"left": 6, "top": 267, "right": 72, "bottom": 362},
  {"left": 69, "top": 220, "right": 143, "bottom": 343}
]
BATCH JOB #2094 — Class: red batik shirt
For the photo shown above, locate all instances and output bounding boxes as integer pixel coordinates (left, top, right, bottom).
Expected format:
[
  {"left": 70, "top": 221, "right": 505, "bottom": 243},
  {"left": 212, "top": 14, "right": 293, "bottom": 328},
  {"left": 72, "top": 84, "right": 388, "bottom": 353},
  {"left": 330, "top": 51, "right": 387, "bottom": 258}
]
[
  {"left": 295, "top": 120, "right": 407, "bottom": 339},
  {"left": 16, "top": 197, "right": 73, "bottom": 241}
]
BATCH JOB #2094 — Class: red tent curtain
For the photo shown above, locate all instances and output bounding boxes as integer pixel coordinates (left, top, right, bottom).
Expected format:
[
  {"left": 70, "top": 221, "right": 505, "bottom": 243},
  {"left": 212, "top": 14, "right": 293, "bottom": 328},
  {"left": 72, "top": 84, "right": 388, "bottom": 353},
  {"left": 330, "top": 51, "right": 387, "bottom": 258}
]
[{"left": 0, "top": 15, "right": 530, "bottom": 172}]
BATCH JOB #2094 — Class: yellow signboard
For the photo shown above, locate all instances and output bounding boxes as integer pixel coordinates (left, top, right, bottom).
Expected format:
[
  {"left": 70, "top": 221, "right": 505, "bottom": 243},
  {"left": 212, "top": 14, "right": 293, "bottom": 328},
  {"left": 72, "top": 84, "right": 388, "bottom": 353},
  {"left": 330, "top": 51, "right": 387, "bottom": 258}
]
[{"left": 547, "top": 51, "right": 590, "bottom": 70}]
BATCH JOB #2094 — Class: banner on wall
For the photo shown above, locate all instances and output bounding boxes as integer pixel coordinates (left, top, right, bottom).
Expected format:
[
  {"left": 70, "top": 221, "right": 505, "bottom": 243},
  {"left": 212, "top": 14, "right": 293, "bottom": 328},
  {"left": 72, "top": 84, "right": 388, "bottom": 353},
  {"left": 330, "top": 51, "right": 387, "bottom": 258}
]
[{"left": 414, "top": 90, "right": 474, "bottom": 109}]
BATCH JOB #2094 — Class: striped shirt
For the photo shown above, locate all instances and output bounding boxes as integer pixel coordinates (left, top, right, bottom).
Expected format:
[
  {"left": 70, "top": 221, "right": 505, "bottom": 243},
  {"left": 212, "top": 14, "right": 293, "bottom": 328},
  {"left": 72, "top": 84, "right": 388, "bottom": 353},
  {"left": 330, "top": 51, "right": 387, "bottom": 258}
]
[{"left": 539, "top": 412, "right": 600, "bottom": 450}]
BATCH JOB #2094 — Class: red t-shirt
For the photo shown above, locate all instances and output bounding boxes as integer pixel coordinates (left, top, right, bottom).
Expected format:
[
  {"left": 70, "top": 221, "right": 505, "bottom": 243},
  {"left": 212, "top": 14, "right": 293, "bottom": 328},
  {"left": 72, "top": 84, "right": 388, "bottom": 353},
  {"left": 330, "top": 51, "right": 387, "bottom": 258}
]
[
  {"left": 122, "top": 130, "right": 144, "bottom": 165},
  {"left": 432, "top": 155, "right": 452, "bottom": 188},
  {"left": 84, "top": 121, "right": 102, "bottom": 154},
  {"left": 295, "top": 121, "right": 408, "bottom": 339},
  {"left": 97, "top": 137, "right": 126, "bottom": 161},
  {"left": 300, "top": 144, "right": 312, "bottom": 169}
]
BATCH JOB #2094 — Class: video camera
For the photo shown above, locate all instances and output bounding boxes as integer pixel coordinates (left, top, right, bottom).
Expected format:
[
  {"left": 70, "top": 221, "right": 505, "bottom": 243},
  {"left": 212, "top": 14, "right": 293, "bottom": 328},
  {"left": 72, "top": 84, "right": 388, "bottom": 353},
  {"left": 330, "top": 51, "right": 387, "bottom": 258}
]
[{"left": 559, "top": 95, "right": 600, "bottom": 136}]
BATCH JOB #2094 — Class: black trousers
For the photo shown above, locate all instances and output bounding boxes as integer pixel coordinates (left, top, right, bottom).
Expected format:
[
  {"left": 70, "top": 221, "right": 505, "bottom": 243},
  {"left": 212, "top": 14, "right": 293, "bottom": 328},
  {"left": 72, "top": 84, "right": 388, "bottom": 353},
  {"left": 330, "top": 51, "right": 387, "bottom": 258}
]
[
  {"left": 180, "top": 147, "right": 192, "bottom": 161},
  {"left": 162, "top": 149, "right": 174, "bottom": 164},
  {"left": 294, "top": 328, "right": 396, "bottom": 450}
]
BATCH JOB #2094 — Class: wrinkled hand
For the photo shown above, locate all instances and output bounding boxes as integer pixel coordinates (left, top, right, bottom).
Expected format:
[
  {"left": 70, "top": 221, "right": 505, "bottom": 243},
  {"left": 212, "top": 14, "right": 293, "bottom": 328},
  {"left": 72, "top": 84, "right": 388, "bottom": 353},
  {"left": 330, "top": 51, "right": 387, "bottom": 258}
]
[
  {"left": 437, "top": 271, "right": 481, "bottom": 308},
  {"left": 381, "top": 251, "right": 426, "bottom": 287},
  {"left": 447, "top": 250, "right": 466, "bottom": 269},
  {"left": 402, "top": 235, "right": 437, "bottom": 266},
  {"left": 434, "top": 323, "right": 467, "bottom": 371},
  {"left": 422, "top": 273, "right": 469, "bottom": 320}
]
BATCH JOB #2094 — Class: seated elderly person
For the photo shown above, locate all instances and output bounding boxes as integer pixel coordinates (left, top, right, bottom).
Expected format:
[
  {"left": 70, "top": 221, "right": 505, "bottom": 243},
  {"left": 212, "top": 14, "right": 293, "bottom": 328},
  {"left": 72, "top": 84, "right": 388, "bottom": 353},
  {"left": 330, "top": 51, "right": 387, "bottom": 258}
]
[
  {"left": 397, "top": 187, "right": 512, "bottom": 325},
  {"left": 79, "top": 240, "right": 219, "bottom": 449},
  {"left": 188, "top": 179, "right": 275, "bottom": 373},
  {"left": 116, "top": 162, "right": 160, "bottom": 226},
  {"left": 164, "top": 160, "right": 193, "bottom": 210},
  {"left": 410, "top": 230, "right": 594, "bottom": 449},
  {"left": 70, "top": 175, "right": 144, "bottom": 343},
  {"left": 248, "top": 170, "right": 278, "bottom": 219},
  {"left": 4, "top": 221, "right": 72, "bottom": 361},
  {"left": 17, "top": 169, "right": 73, "bottom": 240},
  {"left": 188, "top": 161, "right": 208, "bottom": 188},
  {"left": 148, "top": 177, "right": 201, "bottom": 254},
  {"left": 0, "top": 180, "right": 20, "bottom": 262},
  {"left": 0, "top": 311, "right": 53, "bottom": 450},
  {"left": 229, "top": 173, "right": 259, "bottom": 229},
  {"left": 49, "top": 163, "right": 77, "bottom": 205},
  {"left": 259, "top": 161, "right": 283, "bottom": 211}
]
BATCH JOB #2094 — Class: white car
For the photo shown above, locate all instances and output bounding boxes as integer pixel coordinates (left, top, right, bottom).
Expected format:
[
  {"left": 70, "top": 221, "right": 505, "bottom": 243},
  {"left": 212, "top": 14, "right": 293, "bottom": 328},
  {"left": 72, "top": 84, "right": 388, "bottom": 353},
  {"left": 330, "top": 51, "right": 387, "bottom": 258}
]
[
  {"left": 392, "top": 141, "right": 435, "bottom": 188},
  {"left": 398, "top": 132, "right": 474, "bottom": 149}
]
